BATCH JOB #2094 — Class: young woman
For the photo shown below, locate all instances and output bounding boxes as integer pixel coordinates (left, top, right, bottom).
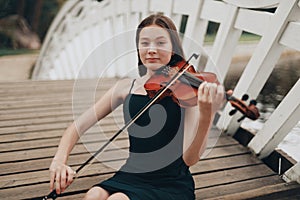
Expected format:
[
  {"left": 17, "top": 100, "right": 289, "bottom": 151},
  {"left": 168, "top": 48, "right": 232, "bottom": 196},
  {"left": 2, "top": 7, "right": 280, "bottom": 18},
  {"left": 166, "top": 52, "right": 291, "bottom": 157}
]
[{"left": 49, "top": 14, "right": 225, "bottom": 200}]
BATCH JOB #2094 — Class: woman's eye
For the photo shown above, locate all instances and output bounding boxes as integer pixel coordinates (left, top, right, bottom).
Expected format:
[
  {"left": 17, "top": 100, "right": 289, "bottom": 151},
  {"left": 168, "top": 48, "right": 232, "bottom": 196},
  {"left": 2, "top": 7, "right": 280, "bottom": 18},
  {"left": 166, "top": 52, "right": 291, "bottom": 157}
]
[
  {"left": 140, "top": 42, "right": 149, "bottom": 46},
  {"left": 157, "top": 41, "right": 166, "bottom": 45}
]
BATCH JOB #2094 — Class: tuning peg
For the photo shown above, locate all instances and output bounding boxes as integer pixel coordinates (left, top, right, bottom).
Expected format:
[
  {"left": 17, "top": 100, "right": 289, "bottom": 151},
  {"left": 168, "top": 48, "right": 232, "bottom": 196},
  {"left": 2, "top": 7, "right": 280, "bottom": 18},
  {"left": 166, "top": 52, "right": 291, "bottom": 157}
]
[
  {"left": 229, "top": 109, "right": 237, "bottom": 116},
  {"left": 242, "top": 94, "right": 249, "bottom": 101},
  {"left": 249, "top": 99, "right": 257, "bottom": 105}
]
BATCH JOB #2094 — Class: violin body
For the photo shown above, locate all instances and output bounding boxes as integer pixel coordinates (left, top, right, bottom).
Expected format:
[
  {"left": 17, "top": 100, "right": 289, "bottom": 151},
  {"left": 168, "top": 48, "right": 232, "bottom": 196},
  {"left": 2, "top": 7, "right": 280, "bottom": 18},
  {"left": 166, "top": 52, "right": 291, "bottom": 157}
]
[{"left": 144, "top": 60, "right": 219, "bottom": 107}]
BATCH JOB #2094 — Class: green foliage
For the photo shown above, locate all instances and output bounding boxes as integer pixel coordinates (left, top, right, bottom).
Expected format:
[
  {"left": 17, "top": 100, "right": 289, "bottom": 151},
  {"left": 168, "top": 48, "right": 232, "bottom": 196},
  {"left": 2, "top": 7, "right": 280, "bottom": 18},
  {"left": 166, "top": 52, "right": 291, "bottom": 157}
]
[
  {"left": 0, "top": 0, "right": 15, "bottom": 18},
  {"left": 0, "top": 0, "right": 67, "bottom": 50},
  {"left": 0, "top": 48, "right": 38, "bottom": 56},
  {"left": 38, "top": 1, "right": 61, "bottom": 41}
]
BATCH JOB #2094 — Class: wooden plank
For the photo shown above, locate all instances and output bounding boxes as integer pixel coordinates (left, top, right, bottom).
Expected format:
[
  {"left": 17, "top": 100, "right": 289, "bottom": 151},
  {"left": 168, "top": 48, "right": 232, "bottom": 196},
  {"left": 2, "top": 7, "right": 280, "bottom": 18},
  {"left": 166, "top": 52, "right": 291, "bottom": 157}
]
[
  {"left": 0, "top": 174, "right": 112, "bottom": 200},
  {"left": 1, "top": 78, "right": 298, "bottom": 200},
  {"left": 0, "top": 147, "right": 267, "bottom": 199},
  {"left": 205, "top": 182, "right": 300, "bottom": 200},
  {"left": 191, "top": 154, "right": 262, "bottom": 174},
  {"left": 0, "top": 123, "right": 121, "bottom": 142},
  {"left": 0, "top": 113, "right": 122, "bottom": 129},
  {"left": 0, "top": 132, "right": 234, "bottom": 163},
  {"left": 193, "top": 164, "right": 276, "bottom": 189},
  {"left": 0, "top": 137, "right": 129, "bottom": 163},
  {"left": 196, "top": 175, "right": 284, "bottom": 199}
]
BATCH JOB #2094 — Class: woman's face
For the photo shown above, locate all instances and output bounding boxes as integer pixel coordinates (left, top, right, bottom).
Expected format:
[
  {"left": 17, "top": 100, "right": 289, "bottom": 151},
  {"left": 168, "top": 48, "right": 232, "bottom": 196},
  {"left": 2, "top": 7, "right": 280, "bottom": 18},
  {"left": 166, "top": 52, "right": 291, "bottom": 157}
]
[{"left": 138, "top": 24, "right": 173, "bottom": 74}]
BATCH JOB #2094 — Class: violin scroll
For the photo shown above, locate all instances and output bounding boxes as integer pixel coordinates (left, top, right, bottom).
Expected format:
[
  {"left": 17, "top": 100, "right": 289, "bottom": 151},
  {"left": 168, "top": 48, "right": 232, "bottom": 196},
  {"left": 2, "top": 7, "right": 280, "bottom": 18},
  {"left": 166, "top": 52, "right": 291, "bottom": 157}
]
[{"left": 226, "top": 92, "right": 260, "bottom": 122}]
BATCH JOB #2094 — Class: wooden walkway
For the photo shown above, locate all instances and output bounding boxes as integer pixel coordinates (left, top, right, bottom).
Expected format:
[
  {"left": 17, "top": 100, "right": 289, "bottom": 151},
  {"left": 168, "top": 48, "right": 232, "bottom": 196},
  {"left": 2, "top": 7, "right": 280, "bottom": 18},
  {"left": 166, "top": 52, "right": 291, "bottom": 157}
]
[{"left": 0, "top": 79, "right": 300, "bottom": 200}]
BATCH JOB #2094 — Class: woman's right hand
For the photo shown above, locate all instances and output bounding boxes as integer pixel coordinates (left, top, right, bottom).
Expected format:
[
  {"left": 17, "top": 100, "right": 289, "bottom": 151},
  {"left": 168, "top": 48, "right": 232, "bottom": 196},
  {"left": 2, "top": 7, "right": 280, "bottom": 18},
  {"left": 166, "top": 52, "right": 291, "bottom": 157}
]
[{"left": 49, "top": 159, "right": 76, "bottom": 194}]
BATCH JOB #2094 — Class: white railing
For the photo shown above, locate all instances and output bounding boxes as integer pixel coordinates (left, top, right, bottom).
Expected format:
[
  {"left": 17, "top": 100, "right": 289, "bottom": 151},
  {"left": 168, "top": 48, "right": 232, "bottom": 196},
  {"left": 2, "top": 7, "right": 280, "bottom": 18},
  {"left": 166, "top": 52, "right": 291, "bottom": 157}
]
[{"left": 32, "top": 0, "right": 300, "bottom": 183}]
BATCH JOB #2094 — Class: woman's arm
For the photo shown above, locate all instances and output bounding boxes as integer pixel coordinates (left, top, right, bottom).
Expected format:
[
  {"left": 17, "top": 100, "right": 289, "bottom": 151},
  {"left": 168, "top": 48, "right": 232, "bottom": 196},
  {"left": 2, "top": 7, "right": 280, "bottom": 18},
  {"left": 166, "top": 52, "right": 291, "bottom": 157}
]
[
  {"left": 183, "top": 82, "right": 224, "bottom": 166},
  {"left": 49, "top": 78, "right": 131, "bottom": 194}
]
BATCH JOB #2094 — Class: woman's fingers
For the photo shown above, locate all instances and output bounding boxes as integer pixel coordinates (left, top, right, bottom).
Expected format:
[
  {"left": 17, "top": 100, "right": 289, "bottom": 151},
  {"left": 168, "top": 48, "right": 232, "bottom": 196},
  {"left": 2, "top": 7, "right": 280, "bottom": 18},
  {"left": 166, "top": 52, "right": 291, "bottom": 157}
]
[
  {"left": 198, "top": 82, "right": 225, "bottom": 113},
  {"left": 49, "top": 170, "right": 55, "bottom": 191},
  {"left": 55, "top": 170, "right": 61, "bottom": 194},
  {"left": 60, "top": 167, "right": 67, "bottom": 192},
  {"left": 49, "top": 161, "right": 75, "bottom": 194},
  {"left": 66, "top": 166, "right": 76, "bottom": 186}
]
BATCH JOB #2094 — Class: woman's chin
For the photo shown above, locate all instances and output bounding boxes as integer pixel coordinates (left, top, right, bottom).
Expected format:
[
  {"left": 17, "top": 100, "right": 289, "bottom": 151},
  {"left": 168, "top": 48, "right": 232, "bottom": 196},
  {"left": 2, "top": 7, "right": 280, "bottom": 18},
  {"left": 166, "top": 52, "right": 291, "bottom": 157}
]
[{"left": 145, "top": 63, "right": 165, "bottom": 71}]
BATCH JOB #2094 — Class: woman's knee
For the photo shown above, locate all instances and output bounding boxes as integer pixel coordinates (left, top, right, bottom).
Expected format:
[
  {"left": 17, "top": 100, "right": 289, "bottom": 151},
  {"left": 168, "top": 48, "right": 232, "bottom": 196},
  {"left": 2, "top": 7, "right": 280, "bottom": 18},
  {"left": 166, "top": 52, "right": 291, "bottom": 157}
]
[
  {"left": 107, "top": 192, "right": 130, "bottom": 200},
  {"left": 84, "top": 186, "right": 109, "bottom": 200}
]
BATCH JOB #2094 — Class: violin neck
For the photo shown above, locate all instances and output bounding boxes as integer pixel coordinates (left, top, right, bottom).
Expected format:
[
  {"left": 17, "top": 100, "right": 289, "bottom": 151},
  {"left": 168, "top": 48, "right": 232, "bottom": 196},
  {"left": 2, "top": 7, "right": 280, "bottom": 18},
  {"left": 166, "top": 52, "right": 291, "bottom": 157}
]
[
  {"left": 180, "top": 72, "right": 203, "bottom": 88},
  {"left": 181, "top": 72, "right": 236, "bottom": 102}
]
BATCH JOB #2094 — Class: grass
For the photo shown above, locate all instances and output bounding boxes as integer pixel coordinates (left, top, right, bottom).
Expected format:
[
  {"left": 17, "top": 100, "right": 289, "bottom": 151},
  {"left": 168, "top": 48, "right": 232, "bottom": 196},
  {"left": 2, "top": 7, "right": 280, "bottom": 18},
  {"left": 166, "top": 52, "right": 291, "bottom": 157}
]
[
  {"left": 204, "top": 33, "right": 260, "bottom": 44},
  {"left": 0, "top": 48, "right": 39, "bottom": 57}
]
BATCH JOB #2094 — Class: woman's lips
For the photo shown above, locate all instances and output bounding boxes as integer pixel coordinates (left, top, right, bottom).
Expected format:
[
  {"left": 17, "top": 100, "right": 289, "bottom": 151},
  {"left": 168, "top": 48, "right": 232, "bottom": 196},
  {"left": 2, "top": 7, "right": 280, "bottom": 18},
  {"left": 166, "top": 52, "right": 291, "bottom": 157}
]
[{"left": 146, "top": 58, "right": 159, "bottom": 62}]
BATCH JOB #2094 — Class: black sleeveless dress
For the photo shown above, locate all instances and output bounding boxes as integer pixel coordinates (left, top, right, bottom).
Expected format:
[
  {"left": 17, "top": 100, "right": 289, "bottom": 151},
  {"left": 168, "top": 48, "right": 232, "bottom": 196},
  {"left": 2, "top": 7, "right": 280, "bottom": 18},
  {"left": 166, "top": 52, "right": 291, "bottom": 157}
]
[{"left": 96, "top": 82, "right": 195, "bottom": 200}]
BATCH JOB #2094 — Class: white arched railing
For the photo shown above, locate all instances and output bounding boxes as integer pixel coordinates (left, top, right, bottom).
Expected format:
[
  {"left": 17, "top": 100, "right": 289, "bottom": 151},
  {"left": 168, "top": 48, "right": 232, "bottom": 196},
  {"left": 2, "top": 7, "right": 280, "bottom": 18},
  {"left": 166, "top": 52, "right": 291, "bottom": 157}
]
[{"left": 32, "top": 0, "right": 300, "bottom": 184}]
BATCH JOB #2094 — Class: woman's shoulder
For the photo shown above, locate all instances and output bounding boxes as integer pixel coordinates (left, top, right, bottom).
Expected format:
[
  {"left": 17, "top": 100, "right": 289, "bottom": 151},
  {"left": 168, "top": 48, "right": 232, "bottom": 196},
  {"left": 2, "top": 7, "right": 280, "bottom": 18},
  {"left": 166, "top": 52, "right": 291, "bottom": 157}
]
[
  {"left": 115, "top": 78, "right": 135, "bottom": 90},
  {"left": 113, "top": 78, "right": 136, "bottom": 99}
]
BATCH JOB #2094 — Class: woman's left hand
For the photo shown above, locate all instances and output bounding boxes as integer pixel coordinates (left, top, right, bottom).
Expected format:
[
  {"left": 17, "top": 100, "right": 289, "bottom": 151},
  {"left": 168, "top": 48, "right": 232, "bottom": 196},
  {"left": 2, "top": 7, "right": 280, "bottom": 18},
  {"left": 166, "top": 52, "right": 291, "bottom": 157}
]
[{"left": 197, "top": 81, "right": 225, "bottom": 116}]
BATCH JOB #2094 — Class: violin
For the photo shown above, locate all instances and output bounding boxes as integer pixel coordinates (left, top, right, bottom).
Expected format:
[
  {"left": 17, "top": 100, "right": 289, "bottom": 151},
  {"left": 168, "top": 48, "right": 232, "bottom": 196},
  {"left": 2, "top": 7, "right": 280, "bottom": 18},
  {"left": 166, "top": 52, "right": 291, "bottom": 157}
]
[{"left": 144, "top": 56, "right": 260, "bottom": 122}]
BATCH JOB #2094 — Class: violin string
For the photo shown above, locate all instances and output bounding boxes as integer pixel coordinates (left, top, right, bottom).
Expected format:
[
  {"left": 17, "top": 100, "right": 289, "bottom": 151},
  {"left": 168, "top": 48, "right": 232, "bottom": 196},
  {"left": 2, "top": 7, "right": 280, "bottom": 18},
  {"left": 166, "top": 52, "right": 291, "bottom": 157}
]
[{"left": 181, "top": 72, "right": 203, "bottom": 88}]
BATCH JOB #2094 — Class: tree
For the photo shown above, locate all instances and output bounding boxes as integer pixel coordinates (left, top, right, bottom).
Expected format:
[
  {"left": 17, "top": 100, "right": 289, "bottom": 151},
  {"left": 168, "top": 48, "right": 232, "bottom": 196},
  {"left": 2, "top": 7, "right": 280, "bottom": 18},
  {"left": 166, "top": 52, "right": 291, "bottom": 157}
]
[{"left": 0, "top": 0, "right": 66, "bottom": 49}]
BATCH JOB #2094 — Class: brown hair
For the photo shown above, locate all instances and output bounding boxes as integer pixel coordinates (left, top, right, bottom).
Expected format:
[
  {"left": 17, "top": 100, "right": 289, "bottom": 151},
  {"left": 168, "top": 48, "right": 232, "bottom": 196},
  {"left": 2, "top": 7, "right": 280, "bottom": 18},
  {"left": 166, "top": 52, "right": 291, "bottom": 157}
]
[{"left": 135, "top": 14, "right": 185, "bottom": 76}]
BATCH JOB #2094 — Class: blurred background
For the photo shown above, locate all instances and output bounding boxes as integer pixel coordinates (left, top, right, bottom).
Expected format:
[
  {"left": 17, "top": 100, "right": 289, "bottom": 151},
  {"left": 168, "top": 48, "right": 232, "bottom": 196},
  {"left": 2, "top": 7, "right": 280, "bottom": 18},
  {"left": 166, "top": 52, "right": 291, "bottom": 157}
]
[
  {"left": 0, "top": 0, "right": 67, "bottom": 52},
  {"left": 0, "top": 0, "right": 68, "bottom": 80}
]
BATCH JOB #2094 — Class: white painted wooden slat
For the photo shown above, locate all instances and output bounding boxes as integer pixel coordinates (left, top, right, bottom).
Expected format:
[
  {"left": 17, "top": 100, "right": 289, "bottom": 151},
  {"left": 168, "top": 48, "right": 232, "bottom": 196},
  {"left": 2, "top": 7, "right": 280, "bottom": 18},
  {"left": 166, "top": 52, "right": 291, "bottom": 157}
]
[
  {"left": 32, "top": 0, "right": 81, "bottom": 79},
  {"left": 248, "top": 79, "right": 300, "bottom": 158},
  {"left": 43, "top": 58, "right": 55, "bottom": 80},
  {"left": 279, "top": 22, "right": 300, "bottom": 51},
  {"left": 115, "top": 0, "right": 129, "bottom": 16},
  {"left": 74, "top": 35, "right": 87, "bottom": 77},
  {"left": 81, "top": 29, "right": 95, "bottom": 78},
  {"left": 149, "top": 0, "right": 173, "bottom": 17},
  {"left": 217, "top": 0, "right": 299, "bottom": 134},
  {"left": 130, "top": 0, "right": 149, "bottom": 13},
  {"left": 205, "top": 4, "right": 242, "bottom": 83},
  {"left": 66, "top": 40, "right": 81, "bottom": 78},
  {"left": 172, "top": 14, "right": 183, "bottom": 30},
  {"left": 65, "top": 43, "right": 78, "bottom": 78},
  {"left": 49, "top": 68, "right": 57, "bottom": 80},
  {"left": 182, "top": 0, "right": 207, "bottom": 62},
  {"left": 234, "top": 8, "right": 273, "bottom": 36},
  {"left": 59, "top": 50, "right": 72, "bottom": 79},
  {"left": 200, "top": 0, "right": 228, "bottom": 23},
  {"left": 182, "top": 19, "right": 208, "bottom": 68},
  {"left": 89, "top": 25, "right": 103, "bottom": 78},
  {"left": 172, "top": 0, "right": 198, "bottom": 15},
  {"left": 53, "top": 58, "right": 64, "bottom": 80},
  {"left": 283, "top": 162, "right": 300, "bottom": 184},
  {"left": 224, "top": 0, "right": 280, "bottom": 8}
]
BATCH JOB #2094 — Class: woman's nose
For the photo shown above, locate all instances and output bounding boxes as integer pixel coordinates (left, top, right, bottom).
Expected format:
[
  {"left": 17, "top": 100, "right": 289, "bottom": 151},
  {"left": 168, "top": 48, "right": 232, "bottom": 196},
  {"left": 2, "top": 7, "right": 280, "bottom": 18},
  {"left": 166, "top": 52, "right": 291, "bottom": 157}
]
[{"left": 147, "top": 44, "right": 157, "bottom": 54}]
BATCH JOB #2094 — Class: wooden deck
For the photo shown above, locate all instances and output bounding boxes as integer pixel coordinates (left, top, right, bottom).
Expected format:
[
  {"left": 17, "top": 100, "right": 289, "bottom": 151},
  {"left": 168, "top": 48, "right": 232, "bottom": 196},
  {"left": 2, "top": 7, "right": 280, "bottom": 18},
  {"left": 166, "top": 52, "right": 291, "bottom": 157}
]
[{"left": 1, "top": 79, "right": 300, "bottom": 200}]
